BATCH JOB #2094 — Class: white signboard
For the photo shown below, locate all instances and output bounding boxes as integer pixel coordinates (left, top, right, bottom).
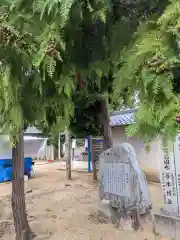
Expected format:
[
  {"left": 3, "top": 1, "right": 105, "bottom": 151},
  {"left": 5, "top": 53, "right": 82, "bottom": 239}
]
[
  {"left": 72, "top": 139, "right": 76, "bottom": 149},
  {"left": 159, "top": 148, "right": 178, "bottom": 214},
  {"left": 103, "top": 162, "right": 131, "bottom": 197}
]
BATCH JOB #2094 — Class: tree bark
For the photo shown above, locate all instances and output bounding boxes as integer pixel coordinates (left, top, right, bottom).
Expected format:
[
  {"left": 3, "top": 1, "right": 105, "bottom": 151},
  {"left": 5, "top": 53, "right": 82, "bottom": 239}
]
[
  {"left": 58, "top": 133, "right": 61, "bottom": 160},
  {"left": 100, "top": 97, "right": 113, "bottom": 150},
  {"left": 54, "top": 147, "right": 58, "bottom": 161},
  {"left": 12, "top": 128, "right": 34, "bottom": 240},
  {"left": 92, "top": 157, "right": 98, "bottom": 181},
  {"left": 65, "top": 129, "right": 71, "bottom": 180}
]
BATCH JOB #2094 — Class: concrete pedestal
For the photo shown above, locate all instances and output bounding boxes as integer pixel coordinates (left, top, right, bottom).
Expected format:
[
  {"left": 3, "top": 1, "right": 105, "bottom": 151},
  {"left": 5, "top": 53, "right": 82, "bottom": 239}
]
[{"left": 153, "top": 210, "right": 180, "bottom": 239}]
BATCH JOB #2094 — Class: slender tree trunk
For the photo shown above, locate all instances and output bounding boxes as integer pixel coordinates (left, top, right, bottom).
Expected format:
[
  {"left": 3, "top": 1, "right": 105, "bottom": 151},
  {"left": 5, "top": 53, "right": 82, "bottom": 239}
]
[
  {"left": 12, "top": 128, "right": 34, "bottom": 240},
  {"left": 58, "top": 133, "right": 61, "bottom": 160},
  {"left": 92, "top": 157, "right": 98, "bottom": 181},
  {"left": 54, "top": 147, "right": 58, "bottom": 161},
  {"left": 100, "top": 97, "right": 113, "bottom": 150},
  {"left": 65, "top": 129, "right": 71, "bottom": 180}
]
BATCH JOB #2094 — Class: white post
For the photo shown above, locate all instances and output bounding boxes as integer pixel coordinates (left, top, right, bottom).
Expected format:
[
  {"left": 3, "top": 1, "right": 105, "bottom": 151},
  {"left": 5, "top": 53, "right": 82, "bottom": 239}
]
[
  {"left": 173, "top": 132, "right": 180, "bottom": 214},
  {"left": 159, "top": 146, "right": 178, "bottom": 213},
  {"left": 71, "top": 139, "right": 76, "bottom": 162},
  {"left": 154, "top": 134, "right": 180, "bottom": 239}
]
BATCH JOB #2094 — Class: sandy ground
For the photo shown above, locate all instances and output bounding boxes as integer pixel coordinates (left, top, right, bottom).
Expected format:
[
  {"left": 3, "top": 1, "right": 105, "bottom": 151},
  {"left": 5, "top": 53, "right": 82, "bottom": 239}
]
[{"left": 0, "top": 162, "right": 164, "bottom": 240}]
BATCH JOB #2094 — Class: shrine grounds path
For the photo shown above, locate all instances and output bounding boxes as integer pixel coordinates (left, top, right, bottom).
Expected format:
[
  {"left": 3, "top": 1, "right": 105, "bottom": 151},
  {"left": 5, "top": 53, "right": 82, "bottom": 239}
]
[{"left": 0, "top": 162, "right": 164, "bottom": 240}]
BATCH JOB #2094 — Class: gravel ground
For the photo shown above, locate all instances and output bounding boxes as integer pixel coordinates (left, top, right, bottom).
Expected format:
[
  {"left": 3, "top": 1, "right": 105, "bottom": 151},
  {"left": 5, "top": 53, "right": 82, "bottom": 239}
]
[{"left": 0, "top": 162, "right": 164, "bottom": 240}]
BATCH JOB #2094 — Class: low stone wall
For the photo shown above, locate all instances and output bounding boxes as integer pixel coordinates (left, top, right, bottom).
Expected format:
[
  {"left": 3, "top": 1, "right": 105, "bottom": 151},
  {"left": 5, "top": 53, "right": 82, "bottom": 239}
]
[{"left": 154, "top": 211, "right": 180, "bottom": 239}]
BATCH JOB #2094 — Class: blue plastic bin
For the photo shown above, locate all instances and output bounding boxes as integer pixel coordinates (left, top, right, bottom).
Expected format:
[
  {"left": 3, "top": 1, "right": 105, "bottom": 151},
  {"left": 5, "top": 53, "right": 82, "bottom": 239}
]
[{"left": 0, "top": 157, "right": 32, "bottom": 183}]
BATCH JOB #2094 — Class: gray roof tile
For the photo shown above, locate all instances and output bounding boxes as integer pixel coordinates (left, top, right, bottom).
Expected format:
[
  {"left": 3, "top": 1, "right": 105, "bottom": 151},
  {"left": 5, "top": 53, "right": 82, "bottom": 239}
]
[
  {"left": 25, "top": 126, "right": 41, "bottom": 134},
  {"left": 110, "top": 109, "right": 136, "bottom": 126}
]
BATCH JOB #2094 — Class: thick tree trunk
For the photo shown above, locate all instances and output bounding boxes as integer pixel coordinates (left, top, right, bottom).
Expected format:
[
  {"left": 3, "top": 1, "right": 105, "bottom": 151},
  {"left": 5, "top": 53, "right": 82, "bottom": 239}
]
[
  {"left": 100, "top": 97, "right": 113, "bottom": 150},
  {"left": 65, "top": 129, "right": 71, "bottom": 180},
  {"left": 12, "top": 128, "right": 34, "bottom": 240}
]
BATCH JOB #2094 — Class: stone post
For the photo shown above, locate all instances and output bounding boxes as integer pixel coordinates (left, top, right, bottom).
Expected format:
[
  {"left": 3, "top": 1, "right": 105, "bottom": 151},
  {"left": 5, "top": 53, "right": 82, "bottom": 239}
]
[{"left": 154, "top": 133, "right": 180, "bottom": 239}]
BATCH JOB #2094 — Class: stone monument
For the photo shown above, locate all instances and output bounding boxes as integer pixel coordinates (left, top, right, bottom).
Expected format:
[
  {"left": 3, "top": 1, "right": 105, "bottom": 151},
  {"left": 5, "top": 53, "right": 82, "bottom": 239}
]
[
  {"left": 154, "top": 132, "right": 180, "bottom": 239},
  {"left": 99, "top": 143, "right": 152, "bottom": 230}
]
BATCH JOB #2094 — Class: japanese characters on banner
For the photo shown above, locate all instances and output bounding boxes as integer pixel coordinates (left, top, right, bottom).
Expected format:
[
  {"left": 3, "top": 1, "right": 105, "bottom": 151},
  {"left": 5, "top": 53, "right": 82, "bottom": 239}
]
[
  {"left": 160, "top": 148, "right": 178, "bottom": 214},
  {"left": 174, "top": 132, "right": 180, "bottom": 214}
]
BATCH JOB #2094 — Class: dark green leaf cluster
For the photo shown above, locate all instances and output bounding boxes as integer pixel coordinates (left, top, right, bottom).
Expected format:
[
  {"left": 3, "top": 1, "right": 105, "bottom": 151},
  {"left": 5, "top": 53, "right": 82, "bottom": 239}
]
[
  {"left": 114, "top": 0, "right": 180, "bottom": 146},
  {"left": 0, "top": 0, "right": 172, "bottom": 145}
]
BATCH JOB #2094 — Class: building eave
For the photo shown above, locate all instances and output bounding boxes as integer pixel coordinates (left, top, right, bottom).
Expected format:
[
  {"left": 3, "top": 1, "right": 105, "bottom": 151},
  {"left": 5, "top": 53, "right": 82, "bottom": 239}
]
[{"left": 110, "top": 108, "right": 137, "bottom": 127}]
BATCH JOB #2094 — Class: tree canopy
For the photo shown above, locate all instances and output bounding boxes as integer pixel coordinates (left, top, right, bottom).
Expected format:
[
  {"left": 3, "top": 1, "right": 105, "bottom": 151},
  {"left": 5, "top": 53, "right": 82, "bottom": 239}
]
[
  {"left": 1, "top": 0, "right": 177, "bottom": 144},
  {"left": 1, "top": 1, "right": 179, "bottom": 238},
  {"left": 0, "top": 0, "right": 75, "bottom": 139},
  {"left": 114, "top": 0, "right": 180, "bottom": 146}
]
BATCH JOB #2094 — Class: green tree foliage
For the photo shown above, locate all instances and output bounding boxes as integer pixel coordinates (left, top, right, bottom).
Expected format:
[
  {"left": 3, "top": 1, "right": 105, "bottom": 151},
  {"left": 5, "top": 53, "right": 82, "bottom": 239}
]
[
  {"left": 0, "top": 0, "right": 169, "bottom": 140},
  {"left": 70, "top": 81, "right": 102, "bottom": 137},
  {"left": 1, "top": 0, "right": 175, "bottom": 236},
  {"left": 0, "top": 0, "right": 76, "bottom": 138},
  {"left": 67, "top": 0, "right": 168, "bottom": 141},
  {"left": 0, "top": 1, "right": 80, "bottom": 238},
  {"left": 114, "top": 0, "right": 180, "bottom": 146}
]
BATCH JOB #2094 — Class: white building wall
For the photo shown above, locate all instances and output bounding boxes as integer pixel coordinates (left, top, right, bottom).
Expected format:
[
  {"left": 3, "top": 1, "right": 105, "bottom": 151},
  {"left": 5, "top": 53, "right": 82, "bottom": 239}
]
[
  {"left": 0, "top": 135, "right": 12, "bottom": 158},
  {"left": 111, "top": 126, "right": 163, "bottom": 178},
  {"left": 24, "top": 139, "right": 45, "bottom": 158},
  {"left": 0, "top": 135, "right": 54, "bottom": 160}
]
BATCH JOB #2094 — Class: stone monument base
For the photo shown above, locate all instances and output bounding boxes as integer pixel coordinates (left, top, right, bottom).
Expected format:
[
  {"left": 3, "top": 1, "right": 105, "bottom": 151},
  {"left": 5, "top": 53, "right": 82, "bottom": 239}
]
[
  {"left": 97, "top": 200, "right": 132, "bottom": 230},
  {"left": 153, "top": 210, "right": 180, "bottom": 239},
  {"left": 97, "top": 200, "right": 115, "bottom": 222},
  {"left": 97, "top": 200, "right": 151, "bottom": 231}
]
